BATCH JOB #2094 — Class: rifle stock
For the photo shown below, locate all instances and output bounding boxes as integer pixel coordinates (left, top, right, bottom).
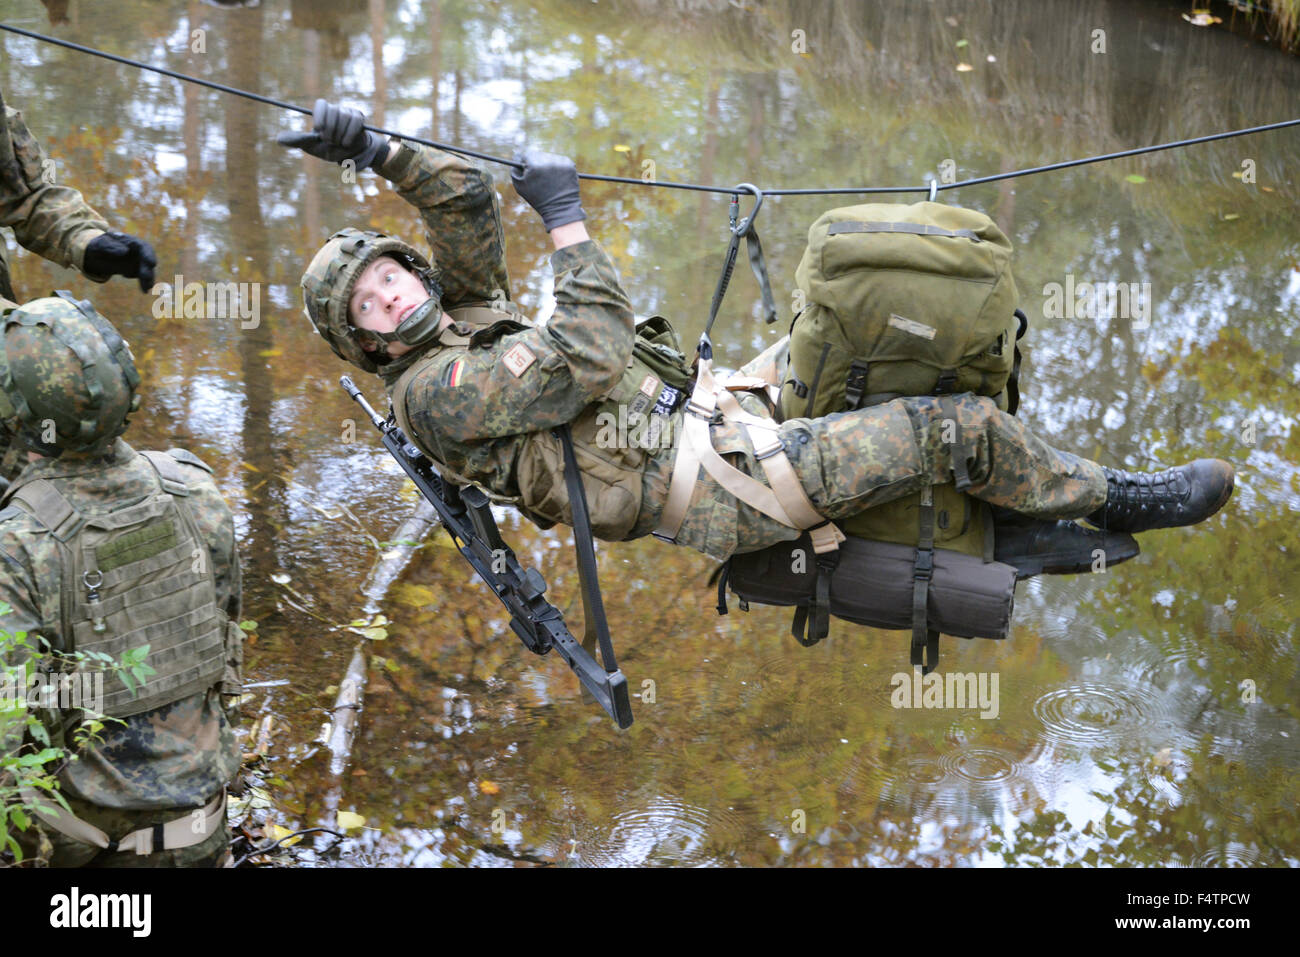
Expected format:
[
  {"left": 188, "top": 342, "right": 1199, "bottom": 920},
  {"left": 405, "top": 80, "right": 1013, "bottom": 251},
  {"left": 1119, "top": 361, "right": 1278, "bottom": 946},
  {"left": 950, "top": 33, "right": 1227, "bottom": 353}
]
[{"left": 341, "top": 376, "right": 633, "bottom": 729}]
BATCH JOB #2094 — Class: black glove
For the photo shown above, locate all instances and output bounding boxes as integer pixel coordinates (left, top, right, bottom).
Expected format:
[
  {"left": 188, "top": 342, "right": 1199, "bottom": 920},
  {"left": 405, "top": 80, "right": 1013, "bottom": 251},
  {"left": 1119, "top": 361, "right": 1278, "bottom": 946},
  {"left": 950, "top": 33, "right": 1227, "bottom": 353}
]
[
  {"left": 276, "top": 98, "right": 387, "bottom": 171},
  {"left": 83, "top": 231, "right": 157, "bottom": 293},
  {"left": 511, "top": 149, "right": 586, "bottom": 232}
]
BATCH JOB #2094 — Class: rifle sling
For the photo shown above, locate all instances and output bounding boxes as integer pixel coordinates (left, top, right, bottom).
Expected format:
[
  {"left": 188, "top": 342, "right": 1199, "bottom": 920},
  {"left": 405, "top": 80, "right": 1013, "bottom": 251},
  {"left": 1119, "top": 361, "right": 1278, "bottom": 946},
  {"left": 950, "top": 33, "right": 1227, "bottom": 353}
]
[{"left": 554, "top": 424, "right": 619, "bottom": 676}]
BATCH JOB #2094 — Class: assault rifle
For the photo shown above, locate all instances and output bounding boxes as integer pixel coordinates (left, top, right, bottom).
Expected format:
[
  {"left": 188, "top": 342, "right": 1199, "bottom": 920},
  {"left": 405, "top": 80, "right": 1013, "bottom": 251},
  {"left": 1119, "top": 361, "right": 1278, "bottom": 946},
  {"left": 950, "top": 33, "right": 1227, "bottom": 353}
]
[{"left": 341, "top": 376, "right": 633, "bottom": 729}]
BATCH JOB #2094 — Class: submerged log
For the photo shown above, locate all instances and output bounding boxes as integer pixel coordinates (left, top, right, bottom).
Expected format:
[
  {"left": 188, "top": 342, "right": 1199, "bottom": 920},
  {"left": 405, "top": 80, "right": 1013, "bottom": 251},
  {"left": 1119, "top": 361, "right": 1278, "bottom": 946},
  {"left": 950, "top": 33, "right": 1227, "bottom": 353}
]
[{"left": 323, "top": 500, "right": 439, "bottom": 774}]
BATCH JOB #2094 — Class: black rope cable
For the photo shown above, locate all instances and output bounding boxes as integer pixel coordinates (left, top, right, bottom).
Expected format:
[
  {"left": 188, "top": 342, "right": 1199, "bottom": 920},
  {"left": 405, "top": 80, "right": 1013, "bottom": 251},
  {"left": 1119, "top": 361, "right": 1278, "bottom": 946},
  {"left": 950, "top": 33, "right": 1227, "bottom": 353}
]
[
  {"left": 766, "top": 117, "right": 1300, "bottom": 195},
  {"left": 3, "top": 21, "right": 1298, "bottom": 198}
]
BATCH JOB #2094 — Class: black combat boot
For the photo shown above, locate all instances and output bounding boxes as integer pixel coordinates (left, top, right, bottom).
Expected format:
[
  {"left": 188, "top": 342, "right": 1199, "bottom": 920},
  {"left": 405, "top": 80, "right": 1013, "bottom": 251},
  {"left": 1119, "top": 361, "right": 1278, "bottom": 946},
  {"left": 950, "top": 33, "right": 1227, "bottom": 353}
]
[
  {"left": 1084, "top": 458, "right": 1235, "bottom": 533},
  {"left": 993, "top": 510, "right": 1140, "bottom": 580}
]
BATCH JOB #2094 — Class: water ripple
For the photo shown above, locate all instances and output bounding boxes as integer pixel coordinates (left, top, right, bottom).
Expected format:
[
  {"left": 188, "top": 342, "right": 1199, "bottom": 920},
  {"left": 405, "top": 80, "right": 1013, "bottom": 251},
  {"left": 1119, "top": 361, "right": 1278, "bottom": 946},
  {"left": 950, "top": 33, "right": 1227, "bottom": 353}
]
[
  {"left": 940, "top": 747, "right": 1020, "bottom": 785},
  {"left": 573, "top": 796, "right": 737, "bottom": 867},
  {"left": 1191, "top": 843, "right": 1266, "bottom": 867},
  {"left": 1033, "top": 682, "right": 1166, "bottom": 745}
]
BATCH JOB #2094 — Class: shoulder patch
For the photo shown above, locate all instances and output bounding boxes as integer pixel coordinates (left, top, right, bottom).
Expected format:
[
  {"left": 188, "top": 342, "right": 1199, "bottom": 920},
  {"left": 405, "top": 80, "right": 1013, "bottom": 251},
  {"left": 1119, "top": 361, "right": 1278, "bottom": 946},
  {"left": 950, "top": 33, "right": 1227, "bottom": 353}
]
[
  {"left": 165, "top": 448, "right": 214, "bottom": 474},
  {"left": 443, "top": 357, "right": 468, "bottom": 388},
  {"left": 502, "top": 342, "right": 537, "bottom": 378}
]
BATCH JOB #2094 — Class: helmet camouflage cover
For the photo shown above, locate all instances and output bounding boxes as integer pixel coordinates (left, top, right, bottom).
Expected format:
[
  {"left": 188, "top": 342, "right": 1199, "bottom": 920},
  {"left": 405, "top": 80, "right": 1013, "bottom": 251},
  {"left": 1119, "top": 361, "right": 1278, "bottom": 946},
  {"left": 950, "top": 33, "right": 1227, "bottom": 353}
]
[
  {"left": 1, "top": 293, "right": 141, "bottom": 457},
  {"left": 300, "top": 228, "right": 443, "bottom": 373}
]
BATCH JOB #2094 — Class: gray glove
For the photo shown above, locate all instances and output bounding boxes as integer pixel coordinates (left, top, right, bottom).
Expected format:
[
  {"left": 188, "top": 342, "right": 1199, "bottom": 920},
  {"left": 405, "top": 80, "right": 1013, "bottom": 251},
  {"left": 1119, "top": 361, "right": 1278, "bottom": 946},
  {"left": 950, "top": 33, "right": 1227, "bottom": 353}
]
[
  {"left": 276, "top": 98, "right": 387, "bottom": 170},
  {"left": 511, "top": 149, "right": 586, "bottom": 231}
]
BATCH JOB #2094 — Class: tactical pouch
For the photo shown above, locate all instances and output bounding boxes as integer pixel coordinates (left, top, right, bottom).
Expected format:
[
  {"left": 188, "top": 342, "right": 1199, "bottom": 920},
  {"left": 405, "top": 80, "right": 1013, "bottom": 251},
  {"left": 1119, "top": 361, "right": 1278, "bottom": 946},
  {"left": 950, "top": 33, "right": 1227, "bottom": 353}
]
[{"left": 720, "top": 532, "right": 1017, "bottom": 646}]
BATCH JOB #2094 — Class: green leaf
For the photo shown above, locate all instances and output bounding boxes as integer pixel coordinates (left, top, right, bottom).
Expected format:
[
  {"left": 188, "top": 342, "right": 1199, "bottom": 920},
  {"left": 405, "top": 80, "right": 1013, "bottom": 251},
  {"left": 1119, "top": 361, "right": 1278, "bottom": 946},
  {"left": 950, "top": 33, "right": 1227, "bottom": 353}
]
[
  {"left": 239, "top": 620, "right": 258, "bottom": 632},
  {"left": 17, "top": 748, "right": 61, "bottom": 766},
  {"left": 120, "top": 671, "right": 137, "bottom": 697},
  {"left": 29, "top": 722, "right": 49, "bottom": 746},
  {"left": 1125, "top": 174, "right": 1147, "bottom": 184},
  {"left": 955, "top": 38, "right": 969, "bottom": 48},
  {"left": 11, "top": 808, "right": 29, "bottom": 831}
]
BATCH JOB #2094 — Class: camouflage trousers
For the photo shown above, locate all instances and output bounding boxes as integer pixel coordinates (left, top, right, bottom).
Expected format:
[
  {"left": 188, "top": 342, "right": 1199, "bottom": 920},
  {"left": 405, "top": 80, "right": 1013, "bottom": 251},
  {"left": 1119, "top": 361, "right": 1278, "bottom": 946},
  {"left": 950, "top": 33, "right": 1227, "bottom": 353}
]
[
  {"left": 635, "top": 393, "right": 1108, "bottom": 561},
  {"left": 19, "top": 789, "right": 231, "bottom": 868}
]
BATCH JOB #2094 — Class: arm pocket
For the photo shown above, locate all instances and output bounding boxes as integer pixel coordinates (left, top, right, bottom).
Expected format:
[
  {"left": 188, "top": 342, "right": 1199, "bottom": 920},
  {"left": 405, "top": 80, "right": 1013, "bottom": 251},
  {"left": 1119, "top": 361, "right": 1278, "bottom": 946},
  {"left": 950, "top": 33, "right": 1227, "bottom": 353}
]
[{"left": 220, "top": 619, "right": 245, "bottom": 721}]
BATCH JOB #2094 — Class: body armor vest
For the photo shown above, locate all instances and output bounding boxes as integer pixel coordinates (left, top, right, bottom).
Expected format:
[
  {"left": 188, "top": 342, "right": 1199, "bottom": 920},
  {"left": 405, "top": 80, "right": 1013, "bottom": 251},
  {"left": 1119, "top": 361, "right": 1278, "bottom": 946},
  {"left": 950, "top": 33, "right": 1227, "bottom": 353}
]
[{"left": 3, "top": 450, "right": 227, "bottom": 718}]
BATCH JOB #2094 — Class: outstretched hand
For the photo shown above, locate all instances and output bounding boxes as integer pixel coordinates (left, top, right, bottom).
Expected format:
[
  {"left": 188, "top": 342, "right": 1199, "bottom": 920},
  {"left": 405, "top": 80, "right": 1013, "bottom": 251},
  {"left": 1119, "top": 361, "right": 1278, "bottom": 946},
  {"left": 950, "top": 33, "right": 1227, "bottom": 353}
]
[
  {"left": 83, "top": 231, "right": 157, "bottom": 292},
  {"left": 276, "top": 98, "right": 387, "bottom": 170},
  {"left": 511, "top": 148, "right": 586, "bottom": 232}
]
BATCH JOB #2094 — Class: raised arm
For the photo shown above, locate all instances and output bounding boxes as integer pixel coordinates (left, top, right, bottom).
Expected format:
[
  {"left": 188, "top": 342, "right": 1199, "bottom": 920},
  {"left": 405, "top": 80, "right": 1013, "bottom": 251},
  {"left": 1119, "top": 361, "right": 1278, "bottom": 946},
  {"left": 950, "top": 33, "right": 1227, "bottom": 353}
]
[
  {"left": 0, "top": 93, "right": 156, "bottom": 292},
  {"left": 374, "top": 141, "right": 511, "bottom": 309},
  {"left": 399, "top": 151, "right": 634, "bottom": 442},
  {"left": 0, "top": 102, "right": 108, "bottom": 275},
  {"left": 278, "top": 99, "right": 510, "bottom": 308}
]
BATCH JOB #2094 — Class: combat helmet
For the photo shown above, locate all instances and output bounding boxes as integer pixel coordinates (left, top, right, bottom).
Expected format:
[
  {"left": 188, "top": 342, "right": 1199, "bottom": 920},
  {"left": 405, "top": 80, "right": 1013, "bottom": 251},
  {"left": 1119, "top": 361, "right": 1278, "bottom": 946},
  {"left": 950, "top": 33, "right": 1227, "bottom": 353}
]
[
  {"left": 1, "top": 292, "right": 141, "bottom": 457},
  {"left": 301, "top": 228, "right": 444, "bottom": 373}
]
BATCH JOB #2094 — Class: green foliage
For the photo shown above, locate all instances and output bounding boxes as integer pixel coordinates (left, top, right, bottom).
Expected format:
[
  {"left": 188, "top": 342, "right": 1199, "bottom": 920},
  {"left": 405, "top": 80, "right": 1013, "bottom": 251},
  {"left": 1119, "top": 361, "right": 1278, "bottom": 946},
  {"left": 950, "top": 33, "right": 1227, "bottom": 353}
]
[{"left": 0, "top": 604, "right": 155, "bottom": 865}]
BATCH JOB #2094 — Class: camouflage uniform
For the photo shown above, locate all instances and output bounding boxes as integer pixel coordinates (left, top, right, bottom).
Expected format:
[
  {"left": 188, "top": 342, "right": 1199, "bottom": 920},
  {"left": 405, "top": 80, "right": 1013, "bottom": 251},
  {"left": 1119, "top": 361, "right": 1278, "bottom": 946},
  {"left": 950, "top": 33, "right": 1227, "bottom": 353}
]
[
  {"left": 0, "top": 291, "right": 240, "bottom": 867},
  {"left": 0, "top": 89, "right": 114, "bottom": 306},
  {"left": 0, "top": 438, "right": 241, "bottom": 867},
  {"left": 0, "top": 88, "right": 115, "bottom": 482},
  {"left": 353, "top": 143, "right": 1106, "bottom": 561}
]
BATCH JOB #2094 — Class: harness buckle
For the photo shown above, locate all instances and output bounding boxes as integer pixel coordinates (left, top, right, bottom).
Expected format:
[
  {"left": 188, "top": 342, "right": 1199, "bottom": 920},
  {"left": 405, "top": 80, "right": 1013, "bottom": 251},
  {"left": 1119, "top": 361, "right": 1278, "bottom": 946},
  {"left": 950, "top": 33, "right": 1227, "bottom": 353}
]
[
  {"left": 684, "top": 397, "right": 713, "bottom": 419},
  {"left": 752, "top": 435, "right": 784, "bottom": 460},
  {"left": 913, "top": 547, "right": 935, "bottom": 581},
  {"left": 933, "top": 369, "right": 959, "bottom": 394}
]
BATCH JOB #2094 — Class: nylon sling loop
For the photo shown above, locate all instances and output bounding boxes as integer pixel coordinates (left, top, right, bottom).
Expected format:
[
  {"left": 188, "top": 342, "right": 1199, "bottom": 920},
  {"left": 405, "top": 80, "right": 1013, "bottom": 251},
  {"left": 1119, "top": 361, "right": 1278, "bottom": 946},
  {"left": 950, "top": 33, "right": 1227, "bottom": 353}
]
[
  {"left": 553, "top": 423, "right": 620, "bottom": 678},
  {"left": 911, "top": 485, "right": 941, "bottom": 673},
  {"left": 698, "top": 183, "right": 778, "bottom": 362}
]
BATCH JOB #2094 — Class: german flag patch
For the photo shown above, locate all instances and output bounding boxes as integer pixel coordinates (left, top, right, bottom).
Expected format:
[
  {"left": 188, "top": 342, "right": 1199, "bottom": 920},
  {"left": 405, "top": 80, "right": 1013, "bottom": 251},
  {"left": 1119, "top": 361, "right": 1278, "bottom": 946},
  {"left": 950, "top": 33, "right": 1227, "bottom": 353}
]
[{"left": 443, "top": 358, "right": 467, "bottom": 387}]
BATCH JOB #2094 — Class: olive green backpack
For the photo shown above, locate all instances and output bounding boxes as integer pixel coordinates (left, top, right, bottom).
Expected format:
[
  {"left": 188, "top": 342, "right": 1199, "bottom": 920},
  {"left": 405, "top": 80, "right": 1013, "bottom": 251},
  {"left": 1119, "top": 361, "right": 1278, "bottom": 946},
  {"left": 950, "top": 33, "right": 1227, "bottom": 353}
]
[{"left": 777, "top": 201, "right": 1026, "bottom": 561}]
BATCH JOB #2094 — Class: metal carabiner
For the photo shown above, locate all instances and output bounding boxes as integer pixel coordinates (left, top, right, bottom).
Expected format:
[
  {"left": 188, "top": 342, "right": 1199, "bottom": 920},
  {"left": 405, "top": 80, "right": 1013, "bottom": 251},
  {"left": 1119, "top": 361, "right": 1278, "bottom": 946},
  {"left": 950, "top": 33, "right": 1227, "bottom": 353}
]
[
  {"left": 731, "top": 182, "right": 764, "bottom": 236},
  {"left": 928, "top": 178, "right": 939, "bottom": 202},
  {"left": 699, "top": 182, "right": 774, "bottom": 360}
]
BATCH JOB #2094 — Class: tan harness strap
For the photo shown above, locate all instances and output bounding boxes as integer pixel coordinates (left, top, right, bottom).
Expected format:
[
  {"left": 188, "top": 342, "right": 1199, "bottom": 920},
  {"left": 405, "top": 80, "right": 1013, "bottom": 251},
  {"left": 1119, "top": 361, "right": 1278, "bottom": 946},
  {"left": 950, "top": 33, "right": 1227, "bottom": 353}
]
[
  {"left": 654, "top": 357, "right": 839, "bottom": 548},
  {"left": 433, "top": 329, "right": 471, "bottom": 346},
  {"left": 744, "top": 424, "right": 846, "bottom": 555},
  {"left": 684, "top": 412, "right": 797, "bottom": 526},
  {"left": 21, "top": 788, "right": 225, "bottom": 855},
  {"left": 714, "top": 384, "right": 776, "bottom": 430},
  {"left": 653, "top": 432, "right": 701, "bottom": 543}
]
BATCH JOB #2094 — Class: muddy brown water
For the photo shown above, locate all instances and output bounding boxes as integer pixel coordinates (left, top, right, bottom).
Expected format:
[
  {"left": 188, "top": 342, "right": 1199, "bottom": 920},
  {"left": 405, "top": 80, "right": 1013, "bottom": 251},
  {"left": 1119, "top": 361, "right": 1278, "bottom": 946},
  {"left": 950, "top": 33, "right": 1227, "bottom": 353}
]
[{"left": 2, "top": 0, "right": 1297, "bottom": 865}]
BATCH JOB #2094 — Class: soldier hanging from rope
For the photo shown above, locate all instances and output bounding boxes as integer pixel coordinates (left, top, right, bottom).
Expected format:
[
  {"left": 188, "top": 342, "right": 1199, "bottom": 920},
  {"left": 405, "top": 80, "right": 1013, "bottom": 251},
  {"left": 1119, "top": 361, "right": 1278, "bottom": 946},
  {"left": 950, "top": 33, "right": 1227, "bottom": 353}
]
[{"left": 278, "top": 101, "right": 1234, "bottom": 656}]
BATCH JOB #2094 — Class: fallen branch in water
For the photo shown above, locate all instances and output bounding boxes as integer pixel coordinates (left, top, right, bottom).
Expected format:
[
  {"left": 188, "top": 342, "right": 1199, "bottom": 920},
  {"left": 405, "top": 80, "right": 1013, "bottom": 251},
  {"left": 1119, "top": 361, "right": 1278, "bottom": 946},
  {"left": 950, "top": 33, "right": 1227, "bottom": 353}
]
[{"left": 315, "top": 501, "right": 439, "bottom": 843}]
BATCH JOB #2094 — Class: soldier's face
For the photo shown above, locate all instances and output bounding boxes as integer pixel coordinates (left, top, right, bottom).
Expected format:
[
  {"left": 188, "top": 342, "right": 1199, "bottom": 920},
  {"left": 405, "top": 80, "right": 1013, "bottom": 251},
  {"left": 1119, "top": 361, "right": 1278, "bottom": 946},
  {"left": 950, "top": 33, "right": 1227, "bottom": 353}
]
[{"left": 349, "top": 255, "right": 437, "bottom": 356}]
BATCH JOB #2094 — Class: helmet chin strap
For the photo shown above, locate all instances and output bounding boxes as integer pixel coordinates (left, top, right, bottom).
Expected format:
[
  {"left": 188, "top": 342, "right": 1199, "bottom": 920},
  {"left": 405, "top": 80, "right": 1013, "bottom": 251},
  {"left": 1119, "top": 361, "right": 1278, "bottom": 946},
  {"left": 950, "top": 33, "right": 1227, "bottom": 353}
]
[{"left": 354, "top": 297, "right": 442, "bottom": 356}]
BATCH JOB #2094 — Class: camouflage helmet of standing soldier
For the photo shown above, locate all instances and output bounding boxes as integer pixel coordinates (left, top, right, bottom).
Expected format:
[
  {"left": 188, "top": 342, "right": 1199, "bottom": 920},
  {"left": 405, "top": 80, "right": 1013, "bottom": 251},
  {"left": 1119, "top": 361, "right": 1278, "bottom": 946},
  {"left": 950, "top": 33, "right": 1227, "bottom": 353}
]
[
  {"left": 300, "top": 228, "right": 445, "bottom": 373},
  {"left": 0, "top": 293, "right": 141, "bottom": 457}
]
